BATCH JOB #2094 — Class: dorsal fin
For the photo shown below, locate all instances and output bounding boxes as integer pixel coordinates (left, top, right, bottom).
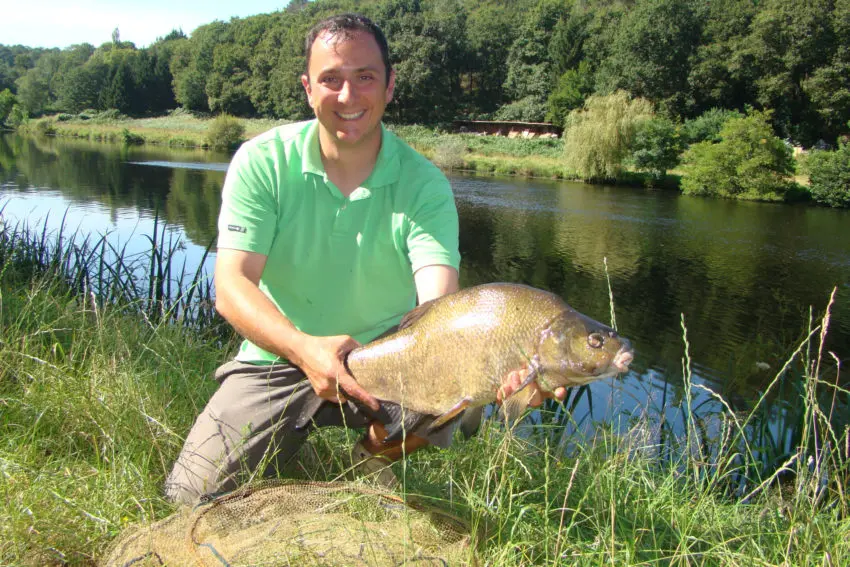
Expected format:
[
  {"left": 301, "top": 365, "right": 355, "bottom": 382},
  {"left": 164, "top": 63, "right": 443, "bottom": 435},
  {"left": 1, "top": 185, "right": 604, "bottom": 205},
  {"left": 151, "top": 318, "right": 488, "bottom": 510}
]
[{"left": 398, "top": 298, "right": 436, "bottom": 330}]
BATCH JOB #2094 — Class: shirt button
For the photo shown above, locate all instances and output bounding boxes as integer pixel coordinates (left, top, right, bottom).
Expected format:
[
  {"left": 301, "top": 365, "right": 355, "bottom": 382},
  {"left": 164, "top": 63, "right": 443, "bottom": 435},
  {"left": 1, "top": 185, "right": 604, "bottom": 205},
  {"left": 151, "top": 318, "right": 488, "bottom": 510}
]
[{"left": 341, "top": 203, "right": 347, "bottom": 210}]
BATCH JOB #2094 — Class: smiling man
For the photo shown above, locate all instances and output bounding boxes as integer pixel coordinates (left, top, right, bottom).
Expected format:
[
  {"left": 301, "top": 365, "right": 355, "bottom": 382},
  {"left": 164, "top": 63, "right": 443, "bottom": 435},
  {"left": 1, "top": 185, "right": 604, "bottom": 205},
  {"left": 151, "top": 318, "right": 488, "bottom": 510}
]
[{"left": 165, "top": 14, "right": 562, "bottom": 505}]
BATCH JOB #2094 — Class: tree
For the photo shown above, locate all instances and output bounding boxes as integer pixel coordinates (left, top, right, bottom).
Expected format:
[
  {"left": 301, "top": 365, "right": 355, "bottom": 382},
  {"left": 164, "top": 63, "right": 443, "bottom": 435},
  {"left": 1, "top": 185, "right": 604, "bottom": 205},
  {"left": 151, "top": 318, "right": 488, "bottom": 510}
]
[
  {"left": 562, "top": 91, "right": 654, "bottom": 181},
  {"left": 57, "top": 61, "right": 108, "bottom": 112},
  {"left": 594, "top": 0, "right": 700, "bottom": 116},
  {"left": 546, "top": 60, "right": 594, "bottom": 127},
  {"left": 498, "top": 0, "right": 566, "bottom": 122},
  {"left": 630, "top": 115, "right": 683, "bottom": 181},
  {"left": 686, "top": 0, "right": 758, "bottom": 117},
  {"left": 0, "top": 88, "right": 17, "bottom": 123},
  {"left": 101, "top": 61, "right": 133, "bottom": 113},
  {"left": 680, "top": 109, "right": 794, "bottom": 200},
  {"left": 806, "top": 140, "right": 850, "bottom": 207},
  {"left": 744, "top": 0, "right": 836, "bottom": 144},
  {"left": 801, "top": 0, "right": 850, "bottom": 142},
  {"left": 462, "top": 2, "right": 522, "bottom": 116}
]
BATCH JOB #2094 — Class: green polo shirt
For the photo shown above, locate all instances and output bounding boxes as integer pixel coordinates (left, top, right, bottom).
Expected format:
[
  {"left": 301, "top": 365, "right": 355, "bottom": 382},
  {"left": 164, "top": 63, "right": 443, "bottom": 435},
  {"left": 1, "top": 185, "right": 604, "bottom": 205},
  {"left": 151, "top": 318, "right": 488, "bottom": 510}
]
[{"left": 217, "top": 119, "right": 461, "bottom": 364}]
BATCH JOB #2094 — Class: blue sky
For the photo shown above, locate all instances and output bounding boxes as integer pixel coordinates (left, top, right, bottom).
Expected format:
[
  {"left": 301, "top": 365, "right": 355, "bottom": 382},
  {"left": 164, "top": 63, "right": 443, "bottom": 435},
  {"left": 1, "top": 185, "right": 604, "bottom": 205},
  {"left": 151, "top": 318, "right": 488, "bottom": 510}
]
[{"left": 2, "top": 0, "right": 291, "bottom": 49}]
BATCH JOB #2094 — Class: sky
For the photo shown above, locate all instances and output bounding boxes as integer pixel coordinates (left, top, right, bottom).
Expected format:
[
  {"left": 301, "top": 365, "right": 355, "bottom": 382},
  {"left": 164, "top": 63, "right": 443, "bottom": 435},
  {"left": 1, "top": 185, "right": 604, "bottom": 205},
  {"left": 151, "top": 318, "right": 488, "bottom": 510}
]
[{"left": 1, "top": 0, "right": 291, "bottom": 49}]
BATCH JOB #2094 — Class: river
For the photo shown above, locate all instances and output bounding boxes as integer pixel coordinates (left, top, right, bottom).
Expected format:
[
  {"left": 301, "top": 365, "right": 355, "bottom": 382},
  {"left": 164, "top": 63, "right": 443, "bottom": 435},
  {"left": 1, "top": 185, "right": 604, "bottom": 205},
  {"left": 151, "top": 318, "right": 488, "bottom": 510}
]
[{"left": 1, "top": 133, "right": 848, "bottom": 459}]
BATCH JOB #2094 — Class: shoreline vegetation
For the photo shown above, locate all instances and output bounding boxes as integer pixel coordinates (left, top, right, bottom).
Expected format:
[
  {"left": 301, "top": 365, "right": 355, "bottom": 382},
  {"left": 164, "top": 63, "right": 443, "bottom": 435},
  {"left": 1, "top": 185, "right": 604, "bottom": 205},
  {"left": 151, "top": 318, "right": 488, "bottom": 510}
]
[
  {"left": 2, "top": 214, "right": 848, "bottom": 565},
  {"left": 16, "top": 110, "right": 813, "bottom": 197}
]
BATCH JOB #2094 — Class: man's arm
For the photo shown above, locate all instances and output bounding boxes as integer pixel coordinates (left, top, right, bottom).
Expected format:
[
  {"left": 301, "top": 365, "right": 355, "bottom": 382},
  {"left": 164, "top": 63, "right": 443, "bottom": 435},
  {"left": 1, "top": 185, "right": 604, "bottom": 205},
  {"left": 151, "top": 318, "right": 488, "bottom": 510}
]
[
  {"left": 214, "top": 248, "right": 379, "bottom": 410},
  {"left": 413, "top": 264, "right": 459, "bottom": 304}
]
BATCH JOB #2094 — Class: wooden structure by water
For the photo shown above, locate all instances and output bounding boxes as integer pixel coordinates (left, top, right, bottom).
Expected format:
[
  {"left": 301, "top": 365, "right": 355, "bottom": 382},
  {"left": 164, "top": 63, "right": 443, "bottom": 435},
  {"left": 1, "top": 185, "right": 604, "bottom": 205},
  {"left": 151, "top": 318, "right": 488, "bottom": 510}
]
[{"left": 452, "top": 120, "right": 562, "bottom": 138}]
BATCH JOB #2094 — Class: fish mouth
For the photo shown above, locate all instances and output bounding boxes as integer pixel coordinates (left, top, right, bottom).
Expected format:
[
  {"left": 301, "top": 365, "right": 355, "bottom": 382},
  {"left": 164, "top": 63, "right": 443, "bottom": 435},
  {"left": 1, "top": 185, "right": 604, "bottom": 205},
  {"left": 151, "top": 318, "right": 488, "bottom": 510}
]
[{"left": 612, "top": 347, "right": 634, "bottom": 373}]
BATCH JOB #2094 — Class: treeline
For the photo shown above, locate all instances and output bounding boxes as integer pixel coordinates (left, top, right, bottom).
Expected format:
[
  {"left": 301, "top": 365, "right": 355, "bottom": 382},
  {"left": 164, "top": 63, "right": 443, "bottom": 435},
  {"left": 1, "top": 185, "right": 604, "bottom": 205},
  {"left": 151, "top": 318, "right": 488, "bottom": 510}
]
[{"left": 2, "top": 0, "right": 849, "bottom": 147}]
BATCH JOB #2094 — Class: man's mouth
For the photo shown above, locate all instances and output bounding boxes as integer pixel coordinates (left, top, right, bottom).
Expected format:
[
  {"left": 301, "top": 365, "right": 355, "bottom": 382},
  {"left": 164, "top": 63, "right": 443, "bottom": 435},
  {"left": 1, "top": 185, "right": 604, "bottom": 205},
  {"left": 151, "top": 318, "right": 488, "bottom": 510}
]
[{"left": 336, "top": 111, "right": 365, "bottom": 121}]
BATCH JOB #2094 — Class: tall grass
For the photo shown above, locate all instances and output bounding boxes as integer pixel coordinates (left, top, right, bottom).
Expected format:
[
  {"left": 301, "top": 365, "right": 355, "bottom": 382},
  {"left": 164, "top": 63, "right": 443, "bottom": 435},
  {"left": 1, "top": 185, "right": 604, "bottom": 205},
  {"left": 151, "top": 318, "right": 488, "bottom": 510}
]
[{"left": 1, "top": 214, "right": 848, "bottom": 565}]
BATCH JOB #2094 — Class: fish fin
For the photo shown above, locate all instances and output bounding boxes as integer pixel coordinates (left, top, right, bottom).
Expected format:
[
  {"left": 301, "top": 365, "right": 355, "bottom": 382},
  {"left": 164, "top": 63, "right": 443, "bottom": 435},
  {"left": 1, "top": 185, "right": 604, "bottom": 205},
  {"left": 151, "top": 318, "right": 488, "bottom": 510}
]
[
  {"left": 383, "top": 409, "right": 429, "bottom": 443},
  {"left": 427, "top": 397, "right": 473, "bottom": 433},
  {"left": 459, "top": 405, "right": 484, "bottom": 439},
  {"left": 502, "top": 386, "right": 535, "bottom": 428},
  {"left": 398, "top": 299, "right": 437, "bottom": 330},
  {"left": 496, "top": 359, "right": 539, "bottom": 427},
  {"left": 295, "top": 395, "right": 327, "bottom": 430}
]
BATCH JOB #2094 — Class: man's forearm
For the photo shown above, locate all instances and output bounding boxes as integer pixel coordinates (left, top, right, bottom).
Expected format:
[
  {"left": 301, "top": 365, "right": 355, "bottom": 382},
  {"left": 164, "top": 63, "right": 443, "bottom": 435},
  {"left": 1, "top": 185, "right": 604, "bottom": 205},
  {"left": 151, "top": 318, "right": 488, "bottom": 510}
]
[{"left": 215, "top": 274, "right": 307, "bottom": 363}]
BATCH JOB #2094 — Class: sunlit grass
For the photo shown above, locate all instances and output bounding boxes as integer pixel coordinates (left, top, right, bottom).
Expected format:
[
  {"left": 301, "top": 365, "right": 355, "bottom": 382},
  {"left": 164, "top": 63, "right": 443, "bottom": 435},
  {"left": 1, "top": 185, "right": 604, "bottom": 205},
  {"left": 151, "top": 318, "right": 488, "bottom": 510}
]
[{"left": 1, "top": 214, "right": 847, "bottom": 565}]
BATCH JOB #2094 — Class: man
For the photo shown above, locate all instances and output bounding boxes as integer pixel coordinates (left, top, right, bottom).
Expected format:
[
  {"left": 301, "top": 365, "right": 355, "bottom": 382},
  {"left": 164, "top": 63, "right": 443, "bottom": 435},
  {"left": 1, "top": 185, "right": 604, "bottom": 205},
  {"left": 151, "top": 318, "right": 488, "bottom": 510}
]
[{"left": 166, "top": 14, "right": 564, "bottom": 505}]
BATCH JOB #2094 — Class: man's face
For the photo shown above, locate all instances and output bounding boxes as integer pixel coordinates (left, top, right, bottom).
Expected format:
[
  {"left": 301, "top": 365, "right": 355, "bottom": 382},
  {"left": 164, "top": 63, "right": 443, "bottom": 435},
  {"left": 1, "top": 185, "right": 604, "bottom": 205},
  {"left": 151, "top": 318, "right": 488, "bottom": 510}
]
[{"left": 302, "top": 31, "right": 395, "bottom": 149}]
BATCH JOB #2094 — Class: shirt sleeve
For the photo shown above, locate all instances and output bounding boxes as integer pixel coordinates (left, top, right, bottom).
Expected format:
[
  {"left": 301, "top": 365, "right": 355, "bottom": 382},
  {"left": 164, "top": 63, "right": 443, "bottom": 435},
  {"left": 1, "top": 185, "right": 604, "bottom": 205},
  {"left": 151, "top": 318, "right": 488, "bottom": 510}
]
[
  {"left": 217, "top": 142, "right": 279, "bottom": 255},
  {"left": 406, "top": 177, "right": 462, "bottom": 273}
]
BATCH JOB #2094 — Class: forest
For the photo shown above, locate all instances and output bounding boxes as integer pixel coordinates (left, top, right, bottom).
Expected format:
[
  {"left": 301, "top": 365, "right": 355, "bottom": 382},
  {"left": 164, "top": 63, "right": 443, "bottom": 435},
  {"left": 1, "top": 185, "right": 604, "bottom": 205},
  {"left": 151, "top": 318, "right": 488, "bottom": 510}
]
[{"left": 1, "top": 0, "right": 849, "bottom": 147}]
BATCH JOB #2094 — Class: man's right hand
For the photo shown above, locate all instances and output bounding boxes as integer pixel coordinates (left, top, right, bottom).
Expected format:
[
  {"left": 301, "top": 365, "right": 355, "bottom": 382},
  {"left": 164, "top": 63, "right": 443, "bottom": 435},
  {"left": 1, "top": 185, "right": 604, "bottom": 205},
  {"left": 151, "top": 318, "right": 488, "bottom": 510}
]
[
  {"left": 292, "top": 334, "right": 380, "bottom": 411},
  {"left": 215, "top": 248, "right": 379, "bottom": 412}
]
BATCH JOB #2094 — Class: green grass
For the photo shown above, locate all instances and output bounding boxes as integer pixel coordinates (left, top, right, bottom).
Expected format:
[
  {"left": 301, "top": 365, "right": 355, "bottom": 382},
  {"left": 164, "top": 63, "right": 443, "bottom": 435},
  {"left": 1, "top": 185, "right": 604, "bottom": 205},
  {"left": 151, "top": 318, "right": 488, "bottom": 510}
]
[{"left": 1, "top": 215, "right": 848, "bottom": 565}]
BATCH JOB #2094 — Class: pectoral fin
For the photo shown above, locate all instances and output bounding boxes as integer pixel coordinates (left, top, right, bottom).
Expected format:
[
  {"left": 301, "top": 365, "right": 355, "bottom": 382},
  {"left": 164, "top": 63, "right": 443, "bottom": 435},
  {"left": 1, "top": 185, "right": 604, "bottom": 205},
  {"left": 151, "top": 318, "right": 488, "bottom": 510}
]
[
  {"left": 502, "top": 386, "right": 536, "bottom": 427},
  {"left": 398, "top": 299, "right": 437, "bottom": 329},
  {"left": 500, "top": 362, "right": 541, "bottom": 427},
  {"left": 426, "top": 397, "right": 473, "bottom": 433}
]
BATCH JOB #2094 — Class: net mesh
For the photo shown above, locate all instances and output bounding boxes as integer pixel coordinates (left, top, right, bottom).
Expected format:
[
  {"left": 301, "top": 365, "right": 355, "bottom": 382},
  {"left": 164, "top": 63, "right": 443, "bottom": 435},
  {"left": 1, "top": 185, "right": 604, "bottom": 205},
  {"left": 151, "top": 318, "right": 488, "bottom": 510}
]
[{"left": 102, "top": 480, "right": 477, "bottom": 566}]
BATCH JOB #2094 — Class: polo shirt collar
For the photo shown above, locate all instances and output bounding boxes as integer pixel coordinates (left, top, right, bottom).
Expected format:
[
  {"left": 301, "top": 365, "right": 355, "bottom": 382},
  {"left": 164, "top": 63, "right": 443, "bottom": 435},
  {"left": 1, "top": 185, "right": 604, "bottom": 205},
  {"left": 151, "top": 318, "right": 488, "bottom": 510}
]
[{"left": 301, "top": 120, "right": 401, "bottom": 189}]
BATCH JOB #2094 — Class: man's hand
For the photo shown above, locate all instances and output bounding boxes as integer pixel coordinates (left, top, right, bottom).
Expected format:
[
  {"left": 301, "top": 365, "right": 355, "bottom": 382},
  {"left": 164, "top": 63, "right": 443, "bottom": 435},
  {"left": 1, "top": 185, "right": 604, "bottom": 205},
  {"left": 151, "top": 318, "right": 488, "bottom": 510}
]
[
  {"left": 292, "top": 334, "right": 380, "bottom": 411},
  {"left": 496, "top": 367, "right": 567, "bottom": 407}
]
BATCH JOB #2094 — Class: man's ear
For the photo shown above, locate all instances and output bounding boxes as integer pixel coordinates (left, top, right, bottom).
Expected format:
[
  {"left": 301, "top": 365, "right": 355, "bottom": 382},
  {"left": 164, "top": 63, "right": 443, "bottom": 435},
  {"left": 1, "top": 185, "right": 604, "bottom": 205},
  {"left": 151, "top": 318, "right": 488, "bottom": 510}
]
[
  {"left": 385, "top": 69, "right": 396, "bottom": 104},
  {"left": 301, "top": 74, "right": 314, "bottom": 108}
]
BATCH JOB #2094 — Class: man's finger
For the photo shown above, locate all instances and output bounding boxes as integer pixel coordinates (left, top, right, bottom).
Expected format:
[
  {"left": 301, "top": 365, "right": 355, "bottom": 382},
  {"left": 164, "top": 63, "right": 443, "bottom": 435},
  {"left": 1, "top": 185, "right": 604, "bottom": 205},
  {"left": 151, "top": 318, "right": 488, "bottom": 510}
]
[
  {"left": 339, "top": 376, "right": 380, "bottom": 411},
  {"left": 554, "top": 387, "right": 567, "bottom": 402}
]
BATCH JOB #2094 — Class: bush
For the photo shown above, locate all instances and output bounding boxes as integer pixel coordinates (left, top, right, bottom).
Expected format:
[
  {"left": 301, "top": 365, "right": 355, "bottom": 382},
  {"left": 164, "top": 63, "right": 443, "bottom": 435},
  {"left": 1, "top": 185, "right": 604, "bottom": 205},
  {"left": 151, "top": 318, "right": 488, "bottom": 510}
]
[
  {"left": 34, "top": 120, "right": 56, "bottom": 137},
  {"left": 681, "top": 108, "right": 744, "bottom": 145},
  {"left": 56, "top": 113, "right": 74, "bottom": 122},
  {"left": 96, "top": 108, "right": 125, "bottom": 121},
  {"left": 562, "top": 91, "right": 654, "bottom": 181},
  {"left": 806, "top": 142, "right": 850, "bottom": 207},
  {"left": 494, "top": 96, "right": 549, "bottom": 123},
  {"left": 431, "top": 137, "right": 468, "bottom": 170},
  {"left": 5, "top": 104, "right": 28, "bottom": 129},
  {"left": 121, "top": 128, "right": 144, "bottom": 146},
  {"left": 680, "top": 109, "right": 794, "bottom": 200},
  {"left": 630, "top": 115, "right": 683, "bottom": 181},
  {"left": 205, "top": 114, "right": 246, "bottom": 149}
]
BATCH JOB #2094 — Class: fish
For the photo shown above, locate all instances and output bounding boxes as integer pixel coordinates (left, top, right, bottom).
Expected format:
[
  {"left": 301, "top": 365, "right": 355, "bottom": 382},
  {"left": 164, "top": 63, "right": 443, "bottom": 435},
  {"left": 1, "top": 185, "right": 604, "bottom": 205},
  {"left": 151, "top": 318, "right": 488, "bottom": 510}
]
[{"left": 341, "top": 282, "right": 634, "bottom": 439}]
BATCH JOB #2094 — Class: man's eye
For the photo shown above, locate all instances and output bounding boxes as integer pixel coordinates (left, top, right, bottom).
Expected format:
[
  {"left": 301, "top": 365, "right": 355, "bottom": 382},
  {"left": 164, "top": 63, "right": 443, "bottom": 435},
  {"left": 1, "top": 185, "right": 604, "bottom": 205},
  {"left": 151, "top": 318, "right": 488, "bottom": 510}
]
[
  {"left": 359, "top": 75, "right": 374, "bottom": 81},
  {"left": 320, "top": 76, "right": 339, "bottom": 84}
]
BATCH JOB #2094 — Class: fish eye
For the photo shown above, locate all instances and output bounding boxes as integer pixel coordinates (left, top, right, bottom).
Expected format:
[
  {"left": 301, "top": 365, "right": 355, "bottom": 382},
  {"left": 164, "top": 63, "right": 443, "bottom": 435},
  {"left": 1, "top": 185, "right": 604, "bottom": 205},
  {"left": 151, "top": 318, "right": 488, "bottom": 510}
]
[{"left": 588, "top": 333, "right": 604, "bottom": 349}]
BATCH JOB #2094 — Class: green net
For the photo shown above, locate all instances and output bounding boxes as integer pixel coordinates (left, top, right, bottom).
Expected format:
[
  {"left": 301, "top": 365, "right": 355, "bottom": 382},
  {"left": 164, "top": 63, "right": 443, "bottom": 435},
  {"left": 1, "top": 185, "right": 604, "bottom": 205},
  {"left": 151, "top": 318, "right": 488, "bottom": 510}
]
[{"left": 102, "top": 480, "right": 477, "bottom": 566}]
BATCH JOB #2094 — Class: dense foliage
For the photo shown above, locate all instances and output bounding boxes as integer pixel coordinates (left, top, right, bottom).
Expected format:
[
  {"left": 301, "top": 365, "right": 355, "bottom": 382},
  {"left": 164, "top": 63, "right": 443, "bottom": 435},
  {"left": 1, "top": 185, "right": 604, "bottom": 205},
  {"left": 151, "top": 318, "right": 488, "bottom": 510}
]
[
  {"left": 806, "top": 141, "right": 850, "bottom": 207},
  {"left": 680, "top": 109, "right": 795, "bottom": 200},
  {"left": 562, "top": 91, "right": 653, "bottom": 181},
  {"left": 2, "top": 0, "right": 849, "bottom": 147}
]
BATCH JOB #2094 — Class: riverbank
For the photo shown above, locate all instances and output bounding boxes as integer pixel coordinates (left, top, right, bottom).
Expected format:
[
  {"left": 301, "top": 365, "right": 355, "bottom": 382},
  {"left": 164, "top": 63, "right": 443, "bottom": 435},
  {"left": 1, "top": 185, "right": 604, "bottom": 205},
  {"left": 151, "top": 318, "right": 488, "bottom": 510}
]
[
  {"left": 1, "top": 216, "right": 847, "bottom": 565},
  {"left": 26, "top": 112, "right": 671, "bottom": 187}
]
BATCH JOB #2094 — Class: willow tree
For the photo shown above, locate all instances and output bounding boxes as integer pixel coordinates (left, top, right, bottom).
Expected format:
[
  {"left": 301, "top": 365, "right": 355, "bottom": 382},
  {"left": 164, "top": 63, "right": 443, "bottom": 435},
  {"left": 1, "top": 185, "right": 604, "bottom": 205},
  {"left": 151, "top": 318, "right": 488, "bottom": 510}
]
[{"left": 562, "top": 90, "right": 653, "bottom": 182}]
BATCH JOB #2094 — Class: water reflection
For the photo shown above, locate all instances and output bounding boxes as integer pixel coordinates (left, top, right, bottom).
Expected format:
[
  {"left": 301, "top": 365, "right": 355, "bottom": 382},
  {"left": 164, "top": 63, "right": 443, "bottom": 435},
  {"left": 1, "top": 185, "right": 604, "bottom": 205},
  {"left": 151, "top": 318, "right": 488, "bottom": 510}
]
[{"left": 1, "top": 134, "right": 848, "bottom": 462}]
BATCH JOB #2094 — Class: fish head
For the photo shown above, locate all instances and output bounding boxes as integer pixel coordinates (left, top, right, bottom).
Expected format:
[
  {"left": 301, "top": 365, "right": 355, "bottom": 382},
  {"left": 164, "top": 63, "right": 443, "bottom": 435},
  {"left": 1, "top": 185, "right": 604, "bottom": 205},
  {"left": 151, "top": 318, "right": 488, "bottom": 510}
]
[{"left": 536, "top": 309, "right": 634, "bottom": 389}]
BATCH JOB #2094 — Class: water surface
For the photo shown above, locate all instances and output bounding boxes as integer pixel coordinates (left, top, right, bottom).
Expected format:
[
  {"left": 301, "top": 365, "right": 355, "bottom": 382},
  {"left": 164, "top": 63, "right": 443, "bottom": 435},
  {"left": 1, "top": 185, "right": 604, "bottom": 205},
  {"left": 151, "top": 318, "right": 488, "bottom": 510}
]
[{"left": 2, "top": 133, "right": 848, "bottom": 450}]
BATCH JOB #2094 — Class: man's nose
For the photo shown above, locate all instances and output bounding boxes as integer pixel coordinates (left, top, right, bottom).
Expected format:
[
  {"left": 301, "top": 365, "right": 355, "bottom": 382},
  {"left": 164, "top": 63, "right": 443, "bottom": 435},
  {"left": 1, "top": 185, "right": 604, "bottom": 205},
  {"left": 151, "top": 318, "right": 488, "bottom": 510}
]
[{"left": 338, "top": 80, "right": 354, "bottom": 104}]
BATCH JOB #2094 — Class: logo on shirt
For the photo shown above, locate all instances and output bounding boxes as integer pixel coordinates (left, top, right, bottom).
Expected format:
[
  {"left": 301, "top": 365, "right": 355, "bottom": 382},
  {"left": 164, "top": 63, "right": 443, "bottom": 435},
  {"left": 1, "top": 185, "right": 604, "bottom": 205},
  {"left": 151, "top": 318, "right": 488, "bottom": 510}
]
[{"left": 227, "top": 224, "right": 247, "bottom": 234}]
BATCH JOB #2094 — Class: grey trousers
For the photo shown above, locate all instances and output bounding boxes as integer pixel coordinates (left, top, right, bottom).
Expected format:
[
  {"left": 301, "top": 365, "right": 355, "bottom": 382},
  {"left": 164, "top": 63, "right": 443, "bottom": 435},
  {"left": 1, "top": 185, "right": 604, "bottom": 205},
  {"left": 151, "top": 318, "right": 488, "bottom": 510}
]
[{"left": 164, "top": 360, "right": 454, "bottom": 505}]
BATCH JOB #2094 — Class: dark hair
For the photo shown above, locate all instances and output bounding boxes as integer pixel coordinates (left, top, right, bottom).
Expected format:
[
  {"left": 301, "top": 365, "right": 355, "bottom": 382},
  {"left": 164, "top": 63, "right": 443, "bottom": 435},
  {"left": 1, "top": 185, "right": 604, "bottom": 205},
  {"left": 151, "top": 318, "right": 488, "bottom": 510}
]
[{"left": 304, "top": 13, "right": 391, "bottom": 84}]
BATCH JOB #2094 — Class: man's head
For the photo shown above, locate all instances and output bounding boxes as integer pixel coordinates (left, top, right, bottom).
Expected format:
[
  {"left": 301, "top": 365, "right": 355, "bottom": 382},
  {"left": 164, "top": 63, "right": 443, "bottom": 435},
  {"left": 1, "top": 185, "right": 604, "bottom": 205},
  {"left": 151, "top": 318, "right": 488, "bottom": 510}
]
[
  {"left": 304, "top": 14, "right": 391, "bottom": 86},
  {"left": 301, "top": 13, "right": 395, "bottom": 150}
]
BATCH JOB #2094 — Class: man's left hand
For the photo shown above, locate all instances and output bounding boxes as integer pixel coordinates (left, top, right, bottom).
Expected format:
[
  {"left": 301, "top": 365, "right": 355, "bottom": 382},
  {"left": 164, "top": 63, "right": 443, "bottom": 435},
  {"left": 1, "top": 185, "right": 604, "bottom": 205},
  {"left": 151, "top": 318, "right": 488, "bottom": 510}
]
[{"left": 496, "top": 367, "right": 567, "bottom": 407}]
